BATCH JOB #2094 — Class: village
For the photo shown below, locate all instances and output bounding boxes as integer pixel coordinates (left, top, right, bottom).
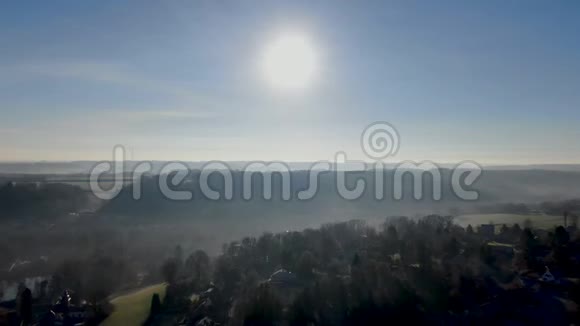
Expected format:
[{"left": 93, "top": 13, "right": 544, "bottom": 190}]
[{"left": 3, "top": 213, "right": 579, "bottom": 325}]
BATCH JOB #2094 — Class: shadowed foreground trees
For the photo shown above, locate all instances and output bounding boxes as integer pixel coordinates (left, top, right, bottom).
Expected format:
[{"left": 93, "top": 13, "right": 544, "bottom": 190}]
[
  {"left": 49, "top": 255, "right": 135, "bottom": 307},
  {"left": 18, "top": 288, "right": 32, "bottom": 325},
  {"left": 202, "top": 215, "right": 579, "bottom": 325}
]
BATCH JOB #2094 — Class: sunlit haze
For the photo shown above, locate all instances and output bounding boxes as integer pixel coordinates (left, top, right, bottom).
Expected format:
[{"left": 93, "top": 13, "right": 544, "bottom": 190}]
[
  {"left": 262, "top": 32, "right": 318, "bottom": 90},
  {"left": 1, "top": 1, "right": 579, "bottom": 164}
]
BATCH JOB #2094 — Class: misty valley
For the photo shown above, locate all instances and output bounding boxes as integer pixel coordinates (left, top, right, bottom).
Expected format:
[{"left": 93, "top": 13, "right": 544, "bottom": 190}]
[{"left": 2, "top": 166, "right": 580, "bottom": 325}]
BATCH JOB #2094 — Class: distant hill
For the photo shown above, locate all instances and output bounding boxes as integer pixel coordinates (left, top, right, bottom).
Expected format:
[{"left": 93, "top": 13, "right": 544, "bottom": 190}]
[
  {"left": 1, "top": 161, "right": 580, "bottom": 174},
  {"left": 2, "top": 168, "right": 580, "bottom": 223},
  {"left": 0, "top": 182, "right": 89, "bottom": 219},
  {"left": 97, "top": 169, "right": 580, "bottom": 221}
]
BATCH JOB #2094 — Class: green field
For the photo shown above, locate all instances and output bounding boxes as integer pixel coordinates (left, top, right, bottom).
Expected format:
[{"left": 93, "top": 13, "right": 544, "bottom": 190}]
[
  {"left": 102, "top": 283, "right": 167, "bottom": 326},
  {"left": 455, "top": 213, "right": 564, "bottom": 230}
]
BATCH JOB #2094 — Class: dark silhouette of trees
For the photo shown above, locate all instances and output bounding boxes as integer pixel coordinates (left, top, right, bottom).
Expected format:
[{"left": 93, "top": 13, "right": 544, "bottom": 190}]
[
  {"left": 499, "top": 224, "right": 509, "bottom": 237},
  {"left": 48, "top": 255, "right": 133, "bottom": 316},
  {"left": 150, "top": 293, "right": 162, "bottom": 317},
  {"left": 519, "top": 228, "right": 539, "bottom": 268},
  {"left": 466, "top": 224, "right": 474, "bottom": 235},
  {"left": 161, "top": 258, "right": 180, "bottom": 285},
  {"left": 18, "top": 287, "right": 32, "bottom": 325},
  {"left": 288, "top": 288, "right": 317, "bottom": 326},
  {"left": 213, "top": 255, "right": 241, "bottom": 297},
  {"left": 383, "top": 224, "right": 400, "bottom": 255},
  {"left": 185, "top": 250, "right": 211, "bottom": 287},
  {"left": 239, "top": 284, "right": 282, "bottom": 326},
  {"left": 0, "top": 182, "right": 89, "bottom": 219},
  {"left": 551, "top": 226, "right": 571, "bottom": 267},
  {"left": 509, "top": 223, "right": 523, "bottom": 239},
  {"left": 295, "top": 251, "right": 316, "bottom": 281},
  {"left": 444, "top": 237, "right": 460, "bottom": 258},
  {"left": 29, "top": 213, "right": 580, "bottom": 325},
  {"left": 553, "top": 226, "right": 570, "bottom": 247}
]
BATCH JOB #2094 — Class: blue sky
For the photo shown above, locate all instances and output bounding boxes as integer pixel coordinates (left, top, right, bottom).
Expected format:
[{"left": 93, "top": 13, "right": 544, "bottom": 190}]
[{"left": 1, "top": 1, "right": 579, "bottom": 163}]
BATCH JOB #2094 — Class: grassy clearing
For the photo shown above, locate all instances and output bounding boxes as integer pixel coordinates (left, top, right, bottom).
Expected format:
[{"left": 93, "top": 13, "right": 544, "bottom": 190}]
[
  {"left": 487, "top": 241, "right": 515, "bottom": 248},
  {"left": 455, "top": 213, "right": 564, "bottom": 230},
  {"left": 102, "top": 283, "right": 167, "bottom": 326}
]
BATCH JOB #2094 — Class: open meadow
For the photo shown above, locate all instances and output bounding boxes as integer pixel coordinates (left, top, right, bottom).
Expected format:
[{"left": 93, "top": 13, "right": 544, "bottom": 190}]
[
  {"left": 101, "top": 283, "right": 167, "bottom": 326},
  {"left": 455, "top": 213, "right": 565, "bottom": 230}
]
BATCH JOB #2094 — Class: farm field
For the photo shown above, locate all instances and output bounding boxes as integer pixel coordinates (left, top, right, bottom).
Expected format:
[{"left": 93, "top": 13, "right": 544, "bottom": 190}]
[
  {"left": 455, "top": 213, "right": 564, "bottom": 230},
  {"left": 102, "top": 283, "right": 167, "bottom": 326}
]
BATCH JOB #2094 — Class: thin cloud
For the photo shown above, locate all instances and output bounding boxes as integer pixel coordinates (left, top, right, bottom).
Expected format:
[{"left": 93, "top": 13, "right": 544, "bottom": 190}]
[{"left": 9, "top": 62, "right": 205, "bottom": 102}]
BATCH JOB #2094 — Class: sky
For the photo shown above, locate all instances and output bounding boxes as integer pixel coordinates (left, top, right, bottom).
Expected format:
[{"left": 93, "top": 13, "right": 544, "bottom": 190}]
[{"left": 1, "top": 1, "right": 579, "bottom": 164}]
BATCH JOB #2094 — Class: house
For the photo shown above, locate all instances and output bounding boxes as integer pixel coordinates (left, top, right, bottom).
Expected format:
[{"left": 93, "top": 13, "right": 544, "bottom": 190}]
[
  {"left": 266, "top": 269, "right": 302, "bottom": 306},
  {"left": 539, "top": 266, "right": 556, "bottom": 283},
  {"left": 479, "top": 224, "right": 495, "bottom": 238},
  {"left": 487, "top": 241, "right": 515, "bottom": 259},
  {"left": 267, "top": 269, "right": 299, "bottom": 287},
  {"left": 44, "top": 290, "right": 94, "bottom": 325}
]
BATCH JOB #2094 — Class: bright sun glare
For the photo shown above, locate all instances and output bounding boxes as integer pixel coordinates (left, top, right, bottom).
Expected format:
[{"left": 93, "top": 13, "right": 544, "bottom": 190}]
[{"left": 262, "top": 32, "right": 317, "bottom": 90}]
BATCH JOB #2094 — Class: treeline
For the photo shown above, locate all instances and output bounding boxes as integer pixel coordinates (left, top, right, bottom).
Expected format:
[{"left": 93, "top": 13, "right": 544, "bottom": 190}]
[
  {"left": 211, "top": 216, "right": 497, "bottom": 324},
  {"left": 0, "top": 182, "right": 89, "bottom": 219},
  {"left": 154, "top": 215, "right": 580, "bottom": 325},
  {"left": 3, "top": 169, "right": 580, "bottom": 222},
  {"left": 476, "top": 199, "right": 580, "bottom": 219},
  {"left": 13, "top": 214, "right": 579, "bottom": 325},
  {"left": 100, "top": 169, "right": 580, "bottom": 219}
]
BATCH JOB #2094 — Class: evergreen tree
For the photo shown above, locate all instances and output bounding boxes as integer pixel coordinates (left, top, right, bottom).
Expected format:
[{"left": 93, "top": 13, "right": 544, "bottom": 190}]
[{"left": 18, "top": 288, "right": 32, "bottom": 326}]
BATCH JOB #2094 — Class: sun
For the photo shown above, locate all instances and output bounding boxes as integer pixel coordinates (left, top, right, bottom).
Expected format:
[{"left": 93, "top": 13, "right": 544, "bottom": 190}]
[{"left": 261, "top": 32, "right": 318, "bottom": 90}]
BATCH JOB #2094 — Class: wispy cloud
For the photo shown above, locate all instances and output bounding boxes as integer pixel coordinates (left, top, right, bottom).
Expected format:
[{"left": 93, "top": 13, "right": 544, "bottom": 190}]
[
  {"left": 8, "top": 62, "right": 206, "bottom": 102},
  {"left": 111, "top": 109, "right": 221, "bottom": 122}
]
